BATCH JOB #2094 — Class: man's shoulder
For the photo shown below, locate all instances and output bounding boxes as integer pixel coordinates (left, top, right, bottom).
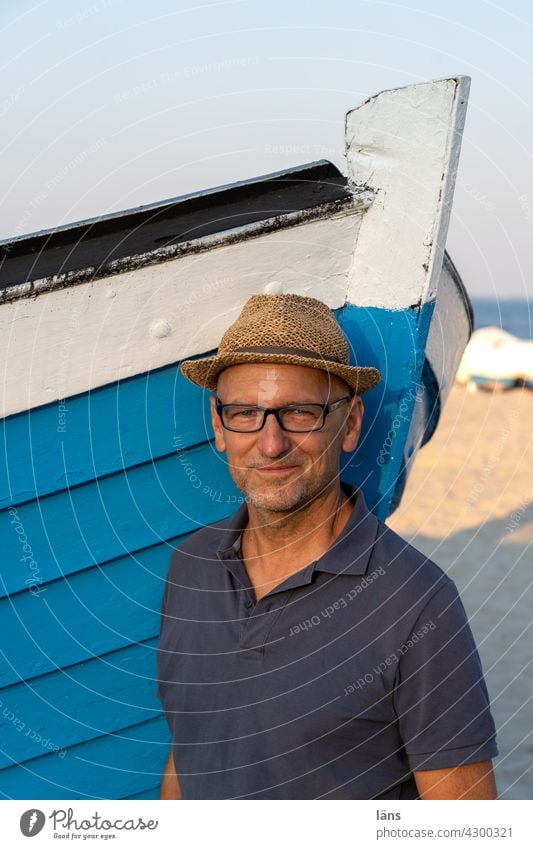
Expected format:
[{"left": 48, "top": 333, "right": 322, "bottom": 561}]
[
  {"left": 162, "top": 511, "right": 241, "bottom": 594},
  {"left": 372, "top": 518, "right": 455, "bottom": 594},
  {"left": 345, "top": 487, "right": 453, "bottom": 595},
  {"left": 169, "top": 509, "right": 242, "bottom": 562}
]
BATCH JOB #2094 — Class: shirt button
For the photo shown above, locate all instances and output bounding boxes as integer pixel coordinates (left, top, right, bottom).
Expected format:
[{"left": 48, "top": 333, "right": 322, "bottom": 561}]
[{"left": 245, "top": 598, "right": 253, "bottom": 608}]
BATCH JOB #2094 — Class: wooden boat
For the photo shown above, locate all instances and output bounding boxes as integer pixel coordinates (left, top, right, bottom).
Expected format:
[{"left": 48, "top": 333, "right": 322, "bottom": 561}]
[{"left": 0, "top": 76, "right": 472, "bottom": 799}]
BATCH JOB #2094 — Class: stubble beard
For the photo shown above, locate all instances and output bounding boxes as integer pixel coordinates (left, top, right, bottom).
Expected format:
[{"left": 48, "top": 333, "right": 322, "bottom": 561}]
[{"left": 228, "top": 463, "right": 337, "bottom": 517}]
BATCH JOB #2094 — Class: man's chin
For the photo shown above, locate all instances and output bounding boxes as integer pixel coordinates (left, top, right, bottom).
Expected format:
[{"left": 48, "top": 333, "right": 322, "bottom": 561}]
[{"left": 241, "top": 484, "right": 311, "bottom": 515}]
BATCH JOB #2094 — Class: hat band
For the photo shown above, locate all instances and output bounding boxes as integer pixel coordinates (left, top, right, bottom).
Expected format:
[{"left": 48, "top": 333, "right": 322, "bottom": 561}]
[{"left": 233, "top": 345, "right": 344, "bottom": 364}]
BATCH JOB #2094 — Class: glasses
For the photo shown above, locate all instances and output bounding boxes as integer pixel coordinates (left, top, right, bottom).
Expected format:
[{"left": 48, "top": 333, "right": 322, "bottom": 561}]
[{"left": 215, "top": 396, "right": 352, "bottom": 433}]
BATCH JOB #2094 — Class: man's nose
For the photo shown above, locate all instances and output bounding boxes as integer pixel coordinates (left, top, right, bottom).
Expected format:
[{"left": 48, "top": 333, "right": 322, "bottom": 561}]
[{"left": 255, "top": 412, "right": 292, "bottom": 457}]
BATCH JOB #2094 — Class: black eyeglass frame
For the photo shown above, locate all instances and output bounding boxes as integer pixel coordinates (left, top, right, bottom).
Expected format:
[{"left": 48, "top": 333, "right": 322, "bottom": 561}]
[{"left": 214, "top": 395, "right": 353, "bottom": 433}]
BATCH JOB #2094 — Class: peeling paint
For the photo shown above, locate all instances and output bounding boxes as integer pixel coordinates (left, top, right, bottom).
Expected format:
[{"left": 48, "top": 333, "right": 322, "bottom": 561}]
[{"left": 0, "top": 195, "right": 371, "bottom": 303}]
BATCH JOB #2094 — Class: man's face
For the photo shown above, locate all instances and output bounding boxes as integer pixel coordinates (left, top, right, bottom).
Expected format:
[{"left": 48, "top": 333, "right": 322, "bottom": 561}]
[{"left": 210, "top": 363, "right": 364, "bottom": 514}]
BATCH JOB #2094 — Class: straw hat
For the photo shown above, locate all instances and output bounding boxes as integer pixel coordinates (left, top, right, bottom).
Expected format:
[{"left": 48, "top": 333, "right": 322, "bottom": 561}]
[{"left": 180, "top": 293, "right": 381, "bottom": 394}]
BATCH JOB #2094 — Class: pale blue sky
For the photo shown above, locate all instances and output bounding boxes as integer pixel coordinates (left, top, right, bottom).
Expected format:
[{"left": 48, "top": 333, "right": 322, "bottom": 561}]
[{"left": 2, "top": 0, "right": 533, "bottom": 298}]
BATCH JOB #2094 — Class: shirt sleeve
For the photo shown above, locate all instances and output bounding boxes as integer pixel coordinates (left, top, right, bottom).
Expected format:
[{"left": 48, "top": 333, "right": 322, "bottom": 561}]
[{"left": 392, "top": 577, "right": 498, "bottom": 772}]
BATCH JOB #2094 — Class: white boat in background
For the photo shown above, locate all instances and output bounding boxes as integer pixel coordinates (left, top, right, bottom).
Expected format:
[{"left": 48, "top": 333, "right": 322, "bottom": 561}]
[
  {"left": 456, "top": 326, "right": 533, "bottom": 390},
  {"left": 0, "top": 76, "right": 473, "bottom": 800}
]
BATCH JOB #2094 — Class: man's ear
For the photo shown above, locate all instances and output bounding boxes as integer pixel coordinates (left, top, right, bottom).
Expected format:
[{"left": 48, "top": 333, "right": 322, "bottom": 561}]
[
  {"left": 210, "top": 395, "right": 226, "bottom": 452},
  {"left": 341, "top": 395, "right": 364, "bottom": 453}
]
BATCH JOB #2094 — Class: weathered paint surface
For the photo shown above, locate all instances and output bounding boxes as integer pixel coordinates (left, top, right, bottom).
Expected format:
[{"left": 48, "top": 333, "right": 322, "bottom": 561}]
[
  {"left": 345, "top": 76, "right": 470, "bottom": 309},
  {"left": 0, "top": 212, "right": 363, "bottom": 419},
  {"left": 0, "top": 368, "right": 210, "bottom": 508},
  {"left": 0, "top": 717, "right": 168, "bottom": 799},
  {"left": 337, "top": 302, "right": 435, "bottom": 514},
  {"left": 0, "top": 161, "right": 354, "bottom": 296},
  {"left": 0, "top": 539, "right": 182, "bottom": 687},
  {"left": 0, "top": 639, "right": 160, "bottom": 770}
]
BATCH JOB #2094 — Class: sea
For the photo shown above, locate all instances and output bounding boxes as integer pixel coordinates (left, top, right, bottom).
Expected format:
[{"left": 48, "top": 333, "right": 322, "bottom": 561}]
[{"left": 470, "top": 298, "right": 532, "bottom": 340}]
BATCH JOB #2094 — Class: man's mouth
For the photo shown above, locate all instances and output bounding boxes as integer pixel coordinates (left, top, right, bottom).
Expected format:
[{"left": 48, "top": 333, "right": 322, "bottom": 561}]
[{"left": 253, "top": 465, "right": 299, "bottom": 475}]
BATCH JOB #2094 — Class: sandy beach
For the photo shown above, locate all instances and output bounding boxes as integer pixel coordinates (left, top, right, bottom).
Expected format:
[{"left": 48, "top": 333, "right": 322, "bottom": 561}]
[{"left": 388, "top": 383, "right": 532, "bottom": 800}]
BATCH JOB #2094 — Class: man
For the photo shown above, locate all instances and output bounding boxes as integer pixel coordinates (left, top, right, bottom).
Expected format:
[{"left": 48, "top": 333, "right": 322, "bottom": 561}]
[{"left": 157, "top": 293, "right": 498, "bottom": 800}]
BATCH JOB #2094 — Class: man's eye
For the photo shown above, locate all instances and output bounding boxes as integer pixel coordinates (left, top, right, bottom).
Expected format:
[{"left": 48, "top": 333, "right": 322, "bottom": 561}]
[
  {"left": 228, "top": 407, "right": 259, "bottom": 419},
  {"left": 284, "top": 407, "right": 321, "bottom": 422}
]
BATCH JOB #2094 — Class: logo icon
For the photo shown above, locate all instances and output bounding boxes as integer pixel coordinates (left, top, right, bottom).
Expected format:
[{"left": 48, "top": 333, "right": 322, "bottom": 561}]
[{"left": 20, "top": 810, "right": 46, "bottom": 837}]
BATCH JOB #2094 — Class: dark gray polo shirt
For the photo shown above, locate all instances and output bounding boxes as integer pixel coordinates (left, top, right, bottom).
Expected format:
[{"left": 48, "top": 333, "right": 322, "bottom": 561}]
[{"left": 157, "top": 488, "right": 497, "bottom": 799}]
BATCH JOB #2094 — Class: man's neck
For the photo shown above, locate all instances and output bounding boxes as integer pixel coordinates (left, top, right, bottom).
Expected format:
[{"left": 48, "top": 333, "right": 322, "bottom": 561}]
[{"left": 241, "top": 486, "right": 353, "bottom": 599}]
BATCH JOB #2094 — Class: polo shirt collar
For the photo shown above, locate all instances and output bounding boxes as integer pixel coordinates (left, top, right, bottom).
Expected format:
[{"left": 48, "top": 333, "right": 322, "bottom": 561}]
[{"left": 214, "top": 485, "right": 379, "bottom": 577}]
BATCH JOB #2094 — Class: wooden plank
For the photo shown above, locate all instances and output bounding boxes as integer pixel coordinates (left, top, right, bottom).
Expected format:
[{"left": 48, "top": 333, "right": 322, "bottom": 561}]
[
  {"left": 0, "top": 212, "right": 360, "bottom": 418},
  {"left": 0, "top": 639, "right": 160, "bottom": 770},
  {"left": 0, "top": 538, "right": 176, "bottom": 687},
  {"left": 124, "top": 785, "right": 159, "bottom": 799},
  {"left": 1, "top": 442, "right": 240, "bottom": 597},
  {"left": 0, "top": 716, "right": 169, "bottom": 799},
  {"left": 0, "top": 366, "right": 211, "bottom": 508}
]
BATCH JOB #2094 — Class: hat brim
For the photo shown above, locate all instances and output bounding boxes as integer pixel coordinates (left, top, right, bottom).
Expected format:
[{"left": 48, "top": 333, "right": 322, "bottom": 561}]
[{"left": 180, "top": 352, "right": 381, "bottom": 394}]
